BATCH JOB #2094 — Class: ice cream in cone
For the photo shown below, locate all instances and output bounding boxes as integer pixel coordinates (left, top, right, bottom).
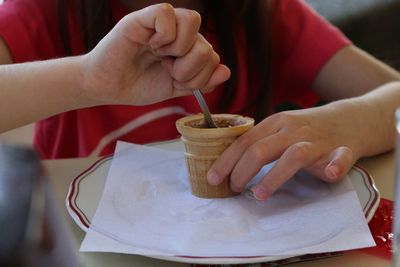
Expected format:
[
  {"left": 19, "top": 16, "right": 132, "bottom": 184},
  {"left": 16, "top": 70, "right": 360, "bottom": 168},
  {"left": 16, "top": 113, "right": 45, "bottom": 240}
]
[{"left": 176, "top": 114, "right": 254, "bottom": 198}]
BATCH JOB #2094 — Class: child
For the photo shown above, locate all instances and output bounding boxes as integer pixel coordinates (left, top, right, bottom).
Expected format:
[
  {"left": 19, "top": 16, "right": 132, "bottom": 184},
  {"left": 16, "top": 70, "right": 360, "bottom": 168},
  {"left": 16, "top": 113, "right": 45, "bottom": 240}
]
[{"left": 0, "top": 0, "right": 399, "bottom": 200}]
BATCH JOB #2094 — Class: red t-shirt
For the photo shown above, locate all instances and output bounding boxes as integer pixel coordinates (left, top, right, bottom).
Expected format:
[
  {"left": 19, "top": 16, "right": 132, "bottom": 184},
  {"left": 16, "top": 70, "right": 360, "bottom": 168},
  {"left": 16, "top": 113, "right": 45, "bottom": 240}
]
[{"left": 0, "top": 0, "right": 350, "bottom": 159}]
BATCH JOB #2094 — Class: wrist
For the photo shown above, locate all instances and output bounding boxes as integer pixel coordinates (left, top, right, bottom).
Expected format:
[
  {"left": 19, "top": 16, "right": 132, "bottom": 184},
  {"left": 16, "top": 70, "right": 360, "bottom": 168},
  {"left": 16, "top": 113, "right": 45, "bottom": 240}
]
[
  {"left": 328, "top": 95, "right": 395, "bottom": 159},
  {"left": 69, "top": 54, "right": 99, "bottom": 109}
]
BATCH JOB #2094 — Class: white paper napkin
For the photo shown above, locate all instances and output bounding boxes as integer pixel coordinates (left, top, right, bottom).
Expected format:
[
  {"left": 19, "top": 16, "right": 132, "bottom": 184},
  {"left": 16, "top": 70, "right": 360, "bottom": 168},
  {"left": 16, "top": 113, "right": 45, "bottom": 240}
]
[{"left": 80, "top": 141, "right": 375, "bottom": 257}]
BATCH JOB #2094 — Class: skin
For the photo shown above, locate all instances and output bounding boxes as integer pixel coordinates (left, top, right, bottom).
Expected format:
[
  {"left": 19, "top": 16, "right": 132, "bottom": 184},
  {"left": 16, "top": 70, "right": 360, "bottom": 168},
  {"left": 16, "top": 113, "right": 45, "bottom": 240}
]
[
  {"left": 208, "top": 46, "right": 400, "bottom": 200},
  {"left": 1, "top": 1, "right": 399, "bottom": 200},
  {"left": 0, "top": 4, "right": 230, "bottom": 132}
]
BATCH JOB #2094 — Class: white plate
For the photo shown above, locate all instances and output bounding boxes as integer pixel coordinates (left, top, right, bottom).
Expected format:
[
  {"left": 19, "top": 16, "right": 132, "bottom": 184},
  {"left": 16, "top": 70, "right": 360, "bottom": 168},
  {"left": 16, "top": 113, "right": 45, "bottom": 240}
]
[{"left": 66, "top": 140, "right": 380, "bottom": 265}]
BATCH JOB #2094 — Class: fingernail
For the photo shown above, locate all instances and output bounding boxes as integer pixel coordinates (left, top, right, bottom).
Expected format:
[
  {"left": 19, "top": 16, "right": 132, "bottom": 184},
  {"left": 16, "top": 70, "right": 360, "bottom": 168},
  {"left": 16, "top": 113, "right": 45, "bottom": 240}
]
[
  {"left": 207, "top": 171, "right": 220, "bottom": 185},
  {"left": 327, "top": 164, "right": 339, "bottom": 178},
  {"left": 231, "top": 183, "right": 243, "bottom": 193},
  {"left": 251, "top": 185, "right": 269, "bottom": 201}
]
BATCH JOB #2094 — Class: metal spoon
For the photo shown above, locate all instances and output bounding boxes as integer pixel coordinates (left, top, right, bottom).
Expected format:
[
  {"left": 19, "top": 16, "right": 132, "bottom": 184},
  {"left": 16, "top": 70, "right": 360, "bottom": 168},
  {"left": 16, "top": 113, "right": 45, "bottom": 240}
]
[{"left": 193, "top": 89, "right": 218, "bottom": 128}]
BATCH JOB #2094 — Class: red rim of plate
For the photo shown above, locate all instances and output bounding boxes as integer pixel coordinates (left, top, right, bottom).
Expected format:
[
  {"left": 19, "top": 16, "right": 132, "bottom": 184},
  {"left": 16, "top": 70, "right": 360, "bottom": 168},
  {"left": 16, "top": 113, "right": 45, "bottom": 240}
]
[{"left": 66, "top": 156, "right": 113, "bottom": 229}]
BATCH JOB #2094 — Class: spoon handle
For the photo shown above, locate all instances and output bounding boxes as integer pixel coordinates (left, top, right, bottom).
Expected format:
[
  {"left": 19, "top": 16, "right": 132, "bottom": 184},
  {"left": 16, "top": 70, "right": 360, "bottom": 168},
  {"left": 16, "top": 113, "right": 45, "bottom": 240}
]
[{"left": 193, "top": 89, "right": 218, "bottom": 128}]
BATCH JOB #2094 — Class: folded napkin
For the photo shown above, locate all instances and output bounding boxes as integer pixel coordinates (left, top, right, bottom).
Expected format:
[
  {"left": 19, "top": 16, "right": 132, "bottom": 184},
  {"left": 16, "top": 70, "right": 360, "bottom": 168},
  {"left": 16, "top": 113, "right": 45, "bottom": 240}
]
[{"left": 80, "top": 141, "right": 375, "bottom": 257}]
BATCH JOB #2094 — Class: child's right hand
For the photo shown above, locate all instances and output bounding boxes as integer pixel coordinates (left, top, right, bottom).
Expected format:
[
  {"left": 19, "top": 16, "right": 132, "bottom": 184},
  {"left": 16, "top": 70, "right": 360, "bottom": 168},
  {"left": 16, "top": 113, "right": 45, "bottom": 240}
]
[{"left": 80, "top": 3, "right": 230, "bottom": 106}]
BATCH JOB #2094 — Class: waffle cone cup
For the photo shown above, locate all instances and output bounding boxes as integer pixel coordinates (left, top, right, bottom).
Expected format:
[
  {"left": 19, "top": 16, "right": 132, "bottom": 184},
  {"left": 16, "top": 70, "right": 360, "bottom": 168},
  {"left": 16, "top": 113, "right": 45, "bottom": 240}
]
[{"left": 176, "top": 114, "right": 254, "bottom": 198}]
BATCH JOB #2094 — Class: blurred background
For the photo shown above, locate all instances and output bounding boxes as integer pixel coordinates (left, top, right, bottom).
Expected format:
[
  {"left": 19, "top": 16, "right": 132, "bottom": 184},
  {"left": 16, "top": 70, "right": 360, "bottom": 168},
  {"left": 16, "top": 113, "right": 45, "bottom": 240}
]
[
  {"left": 0, "top": 0, "right": 399, "bottom": 146},
  {"left": 307, "top": 0, "right": 400, "bottom": 69}
]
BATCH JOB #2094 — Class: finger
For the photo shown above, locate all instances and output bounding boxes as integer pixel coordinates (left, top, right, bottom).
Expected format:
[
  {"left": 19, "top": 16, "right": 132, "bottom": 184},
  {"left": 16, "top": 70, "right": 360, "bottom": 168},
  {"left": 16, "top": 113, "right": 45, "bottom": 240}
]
[
  {"left": 228, "top": 133, "right": 292, "bottom": 192},
  {"left": 163, "top": 57, "right": 230, "bottom": 93},
  {"left": 324, "top": 146, "right": 354, "bottom": 182},
  {"left": 157, "top": 8, "right": 201, "bottom": 56},
  {"left": 252, "top": 141, "right": 319, "bottom": 201},
  {"left": 120, "top": 4, "right": 177, "bottom": 48},
  {"left": 202, "top": 64, "right": 231, "bottom": 91},
  {"left": 161, "top": 58, "right": 202, "bottom": 97},
  {"left": 172, "top": 64, "right": 231, "bottom": 92},
  {"left": 207, "top": 120, "right": 285, "bottom": 187},
  {"left": 175, "top": 51, "right": 220, "bottom": 89},
  {"left": 169, "top": 35, "right": 215, "bottom": 83},
  {"left": 207, "top": 130, "right": 255, "bottom": 186}
]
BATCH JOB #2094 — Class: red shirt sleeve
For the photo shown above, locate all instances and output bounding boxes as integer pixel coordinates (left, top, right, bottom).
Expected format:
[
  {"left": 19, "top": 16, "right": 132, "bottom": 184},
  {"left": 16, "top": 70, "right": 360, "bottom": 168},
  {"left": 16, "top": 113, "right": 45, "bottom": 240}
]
[
  {"left": 270, "top": 0, "right": 352, "bottom": 109},
  {"left": 0, "top": 0, "right": 65, "bottom": 62}
]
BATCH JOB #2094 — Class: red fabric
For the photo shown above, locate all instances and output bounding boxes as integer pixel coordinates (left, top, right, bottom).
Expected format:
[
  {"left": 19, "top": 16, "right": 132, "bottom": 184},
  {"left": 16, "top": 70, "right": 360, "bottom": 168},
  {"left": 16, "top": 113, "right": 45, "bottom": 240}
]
[
  {"left": 0, "top": 0, "right": 350, "bottom": 159},
  {"left": 270, "top": 0, "right": 351, "bottom": 109}
]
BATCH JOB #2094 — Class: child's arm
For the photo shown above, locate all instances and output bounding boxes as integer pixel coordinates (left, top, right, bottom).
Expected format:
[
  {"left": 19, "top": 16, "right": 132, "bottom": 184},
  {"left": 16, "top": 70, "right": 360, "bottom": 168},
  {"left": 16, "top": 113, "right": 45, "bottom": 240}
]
[
  {"left": 209, "top": 45, "right": 400, "bottom": 201},
  {"left": 0, "top": 4, "right": 230, "bottom": 133}
]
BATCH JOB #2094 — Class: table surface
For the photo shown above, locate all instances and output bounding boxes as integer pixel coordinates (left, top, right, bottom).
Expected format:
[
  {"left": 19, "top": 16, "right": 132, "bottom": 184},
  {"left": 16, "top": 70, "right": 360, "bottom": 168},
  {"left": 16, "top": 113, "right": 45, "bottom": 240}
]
[{"left": 42, "top": 149, "right": 395, "bottom": 267}]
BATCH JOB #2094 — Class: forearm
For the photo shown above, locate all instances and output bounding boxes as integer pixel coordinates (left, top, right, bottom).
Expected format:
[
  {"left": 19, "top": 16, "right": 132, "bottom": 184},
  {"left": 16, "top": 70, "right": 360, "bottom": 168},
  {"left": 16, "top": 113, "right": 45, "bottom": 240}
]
[
  {"left": 0, "top": 56, "right": 89, "bottom": 133},
  {"left": 359, "top": 82, "right": 400, "bottom": 155},
  {"left": 329, "top": 81, "right": 400, "bottom": 158},
  {"left": 314, "top": 46, "right": 400, "bottom": 101}
]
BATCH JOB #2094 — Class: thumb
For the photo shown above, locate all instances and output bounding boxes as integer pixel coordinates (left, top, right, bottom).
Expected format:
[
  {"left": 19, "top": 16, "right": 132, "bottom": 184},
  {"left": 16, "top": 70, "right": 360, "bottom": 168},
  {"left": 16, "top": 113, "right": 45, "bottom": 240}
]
[{"left": 324, "top": 146, "right": 354, "bottom": 182}]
